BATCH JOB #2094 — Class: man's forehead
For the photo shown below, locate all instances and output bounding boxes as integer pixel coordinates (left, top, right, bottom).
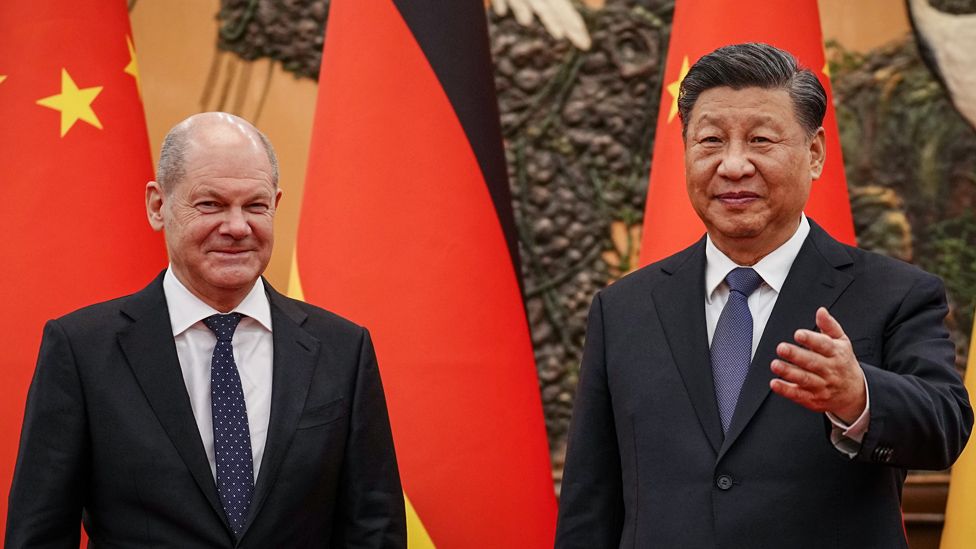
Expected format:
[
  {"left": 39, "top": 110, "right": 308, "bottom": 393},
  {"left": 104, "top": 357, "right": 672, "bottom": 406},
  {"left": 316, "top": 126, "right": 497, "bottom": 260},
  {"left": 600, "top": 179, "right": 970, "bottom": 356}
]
[
  {"left": 689, "top": 87, "right": 794, "bottom": 125},
  {"left": 694, "top": 110, "right": 781, "bottom": 126},
  {"left": 187, "top": 181, "right": 275, "bottom": 195}
]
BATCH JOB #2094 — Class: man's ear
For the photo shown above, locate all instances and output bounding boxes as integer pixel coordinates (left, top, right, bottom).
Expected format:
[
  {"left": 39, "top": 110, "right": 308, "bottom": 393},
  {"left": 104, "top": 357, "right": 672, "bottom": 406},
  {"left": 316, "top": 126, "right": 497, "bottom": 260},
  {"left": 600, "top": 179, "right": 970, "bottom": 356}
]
[
  {"left": 146, "top": 181, "right": 165, "bottom": 231},
  {"left": 809, "top": 127, "right": 826, "bottom": 180}
]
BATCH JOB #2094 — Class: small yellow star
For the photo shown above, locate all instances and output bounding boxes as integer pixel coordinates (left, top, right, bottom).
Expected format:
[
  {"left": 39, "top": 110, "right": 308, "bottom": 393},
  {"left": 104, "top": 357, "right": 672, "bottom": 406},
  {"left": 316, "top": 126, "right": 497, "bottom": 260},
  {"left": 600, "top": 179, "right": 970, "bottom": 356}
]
[
  {"left": 0, "top": 75, "right": 6, "bottom": 85},
  {"left": 124, "top": 35, "right": 141, "bottom": 97},
  {"left": 666, "top": 56, "right": 691, "bottom": 123},
  {"left": 822, "top": 60, "right": 830, "bottom": 79},
  {"left": 36, "top": 68, "right": 103, "bottom": 137}
]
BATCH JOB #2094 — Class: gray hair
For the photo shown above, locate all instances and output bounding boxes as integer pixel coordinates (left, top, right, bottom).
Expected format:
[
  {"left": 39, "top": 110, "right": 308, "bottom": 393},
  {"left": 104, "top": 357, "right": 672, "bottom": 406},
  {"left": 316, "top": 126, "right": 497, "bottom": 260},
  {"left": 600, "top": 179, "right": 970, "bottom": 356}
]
[
  {"left": 677, "top": 42, "right": 827, "bottom": 138},
  {"left": 156, "top": 114, "right": 279, "bottom": 194}
]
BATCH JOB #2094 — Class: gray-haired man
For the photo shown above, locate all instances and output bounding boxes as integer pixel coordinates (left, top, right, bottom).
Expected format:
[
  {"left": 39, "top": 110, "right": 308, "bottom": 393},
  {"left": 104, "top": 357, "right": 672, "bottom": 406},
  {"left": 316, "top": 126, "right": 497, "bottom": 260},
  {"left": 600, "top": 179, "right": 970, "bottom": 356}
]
[{"left": 555, "top": 43, "right": 971, "bottom": 548}]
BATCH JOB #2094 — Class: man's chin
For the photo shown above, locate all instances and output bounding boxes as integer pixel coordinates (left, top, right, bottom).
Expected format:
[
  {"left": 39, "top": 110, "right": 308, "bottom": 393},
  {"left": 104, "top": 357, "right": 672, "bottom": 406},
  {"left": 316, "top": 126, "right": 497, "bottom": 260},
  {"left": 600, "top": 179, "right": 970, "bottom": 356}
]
[
  {"left": 203, "top": 266, "right": 263, "bottom": 292},
  {"left": 707, "top": 219, "right": 764, "bottom": 241}
]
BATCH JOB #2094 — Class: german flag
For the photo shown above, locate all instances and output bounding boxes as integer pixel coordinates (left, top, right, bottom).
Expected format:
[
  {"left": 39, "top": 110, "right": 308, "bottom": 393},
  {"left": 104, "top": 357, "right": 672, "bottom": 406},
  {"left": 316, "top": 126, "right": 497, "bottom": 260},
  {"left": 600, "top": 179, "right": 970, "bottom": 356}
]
[
  {"left": 639, "top": 0, "right": 856, "bottom": 265},
  {"left": 0, "top": 0, "right": 165, "bottom": 536},
  {"left": 292, "top": 1, "right": 556, "bottom": 547}
]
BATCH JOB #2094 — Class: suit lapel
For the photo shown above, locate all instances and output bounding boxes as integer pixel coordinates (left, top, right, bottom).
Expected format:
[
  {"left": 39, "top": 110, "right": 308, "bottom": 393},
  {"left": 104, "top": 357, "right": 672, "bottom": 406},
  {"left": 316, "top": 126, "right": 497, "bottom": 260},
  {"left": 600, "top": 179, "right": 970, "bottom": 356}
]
[
  {"left": 718, "top": 222, "right": 854, "bottom": 461},
  {"left": 241, "top": 281, "right": 320, "bottom": 538},
  {"left": 117, "top": 273, "right": 228, "bottom": 529},
  {"left": 652, "top": 239, "right": 724, "bottom": 454}
]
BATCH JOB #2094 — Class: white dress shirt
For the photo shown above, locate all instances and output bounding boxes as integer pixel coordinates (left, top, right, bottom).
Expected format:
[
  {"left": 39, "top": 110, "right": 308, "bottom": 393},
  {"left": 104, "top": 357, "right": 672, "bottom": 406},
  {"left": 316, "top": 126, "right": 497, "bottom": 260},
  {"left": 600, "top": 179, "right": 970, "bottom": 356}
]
[
  {"left": 704, "top": 215, "right": 869, "bottom": 457},
  {"left": 163, "top": 268, "right": 273, "bottom": 482}
]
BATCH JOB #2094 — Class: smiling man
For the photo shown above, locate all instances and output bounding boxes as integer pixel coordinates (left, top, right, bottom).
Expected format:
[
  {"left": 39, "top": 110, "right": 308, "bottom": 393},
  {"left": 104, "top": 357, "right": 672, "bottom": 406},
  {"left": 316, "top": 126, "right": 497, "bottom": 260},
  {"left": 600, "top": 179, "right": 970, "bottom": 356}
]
[
  {"left": 7, "top": 113, "right": 406, "bottom": 548},
  {"left": 555, "top": 43, "right": 972, "bottom": 548}
]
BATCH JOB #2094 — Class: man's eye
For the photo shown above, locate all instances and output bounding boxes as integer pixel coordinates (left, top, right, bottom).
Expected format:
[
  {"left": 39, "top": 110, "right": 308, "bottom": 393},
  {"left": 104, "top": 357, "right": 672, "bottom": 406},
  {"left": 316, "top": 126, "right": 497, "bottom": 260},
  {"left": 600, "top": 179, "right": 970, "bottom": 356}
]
[
  {"left": 247, "top": 203, "right": 269, "bottom": 212},
  {"left": 699, "top": 136, "right": 722, "bottom": 145},
  {"left": 196, "top": 201, "right": 220, "bottom": 210},
  {"left": 751, "top": 136, "right": 772, "bottom": 143}
]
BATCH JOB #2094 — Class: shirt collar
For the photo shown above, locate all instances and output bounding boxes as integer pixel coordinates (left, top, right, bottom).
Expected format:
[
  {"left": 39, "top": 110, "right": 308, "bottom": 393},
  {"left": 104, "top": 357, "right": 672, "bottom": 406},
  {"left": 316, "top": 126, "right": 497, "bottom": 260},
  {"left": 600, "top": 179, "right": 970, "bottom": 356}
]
[
  {"left": 704, "top": 214, "right": 810, "bottom": 303},
  {"left": 163, "top": 266, "right": 273, "bottom": 336}
]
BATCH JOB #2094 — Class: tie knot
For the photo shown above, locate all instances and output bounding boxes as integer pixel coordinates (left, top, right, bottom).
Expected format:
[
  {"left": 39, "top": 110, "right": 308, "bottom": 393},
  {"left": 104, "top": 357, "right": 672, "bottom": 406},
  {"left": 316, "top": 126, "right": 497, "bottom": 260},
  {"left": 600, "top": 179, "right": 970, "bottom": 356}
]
[
  {"left": 725, "top": 267, "right": 763, "bottom": 297},
  {"left": 203, "top": 313, "right": 243, "bottom": 342}
]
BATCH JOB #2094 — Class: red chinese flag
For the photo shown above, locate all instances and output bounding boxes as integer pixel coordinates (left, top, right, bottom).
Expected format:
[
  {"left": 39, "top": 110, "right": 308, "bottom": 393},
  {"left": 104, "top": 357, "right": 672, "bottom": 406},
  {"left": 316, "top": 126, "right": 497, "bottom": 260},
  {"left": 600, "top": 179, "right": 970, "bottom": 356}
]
[
  {"left": 292, "top": 0, "right": 556, "bottom": 546},
  {"left": 0, "top": 0, "right": 165, "bottom": 534},
  {"left": 639, "top": 0, "right": 855, "bottom": 265}
]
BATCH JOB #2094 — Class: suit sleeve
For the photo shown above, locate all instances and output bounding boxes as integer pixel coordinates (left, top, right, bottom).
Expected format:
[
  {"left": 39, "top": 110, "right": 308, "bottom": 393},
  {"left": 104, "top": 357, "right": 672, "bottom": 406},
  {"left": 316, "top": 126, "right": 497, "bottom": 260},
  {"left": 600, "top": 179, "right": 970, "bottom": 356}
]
[
  {"left": 6, "top": 320, "right": 89, "bottom": 549},
  {"left": 856, "top": 273, "right": 973, "bottom": 469},
  {"left": 330, "top": 327, "right": 406, "bottom": 549},
  {"left": 554, "top": 292, "right": 624, "bottom": 548}
]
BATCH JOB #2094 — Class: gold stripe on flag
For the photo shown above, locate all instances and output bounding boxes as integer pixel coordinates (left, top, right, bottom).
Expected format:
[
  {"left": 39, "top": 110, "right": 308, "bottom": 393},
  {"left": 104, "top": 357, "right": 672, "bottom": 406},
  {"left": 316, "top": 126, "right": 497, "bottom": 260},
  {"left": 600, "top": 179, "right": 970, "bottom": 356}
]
[{"left": 941, "top": 310, "right": 976, "bottom": 548}]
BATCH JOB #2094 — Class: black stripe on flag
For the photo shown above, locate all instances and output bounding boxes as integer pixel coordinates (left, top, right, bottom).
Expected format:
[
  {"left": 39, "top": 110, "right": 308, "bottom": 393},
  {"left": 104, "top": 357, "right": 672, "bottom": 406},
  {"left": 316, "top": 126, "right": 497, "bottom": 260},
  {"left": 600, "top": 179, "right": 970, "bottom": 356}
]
[{"left": 392, "top": 0, "right": 524, "bottom": 294}]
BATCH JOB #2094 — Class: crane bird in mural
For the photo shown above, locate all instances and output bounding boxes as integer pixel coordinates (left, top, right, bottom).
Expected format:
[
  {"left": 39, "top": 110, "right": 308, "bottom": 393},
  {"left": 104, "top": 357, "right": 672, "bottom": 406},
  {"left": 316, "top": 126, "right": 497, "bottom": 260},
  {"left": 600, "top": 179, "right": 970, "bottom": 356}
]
[
  {"left": 908, "top": 0, "right": 976, "bottom": 129},
  {"left": 490, "top": 0, "right": 593, "bottom": 50}
]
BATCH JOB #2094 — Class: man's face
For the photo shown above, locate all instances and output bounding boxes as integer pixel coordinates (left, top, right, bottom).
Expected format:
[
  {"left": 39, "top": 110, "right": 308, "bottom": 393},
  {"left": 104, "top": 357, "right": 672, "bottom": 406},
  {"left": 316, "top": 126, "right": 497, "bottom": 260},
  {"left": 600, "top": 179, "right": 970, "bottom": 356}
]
[
  {"left": 148, "top": 127, "right": 281, "bottom": 308},
  {"left": 684, "top": 86, "right": 825, "bottom": 262}
]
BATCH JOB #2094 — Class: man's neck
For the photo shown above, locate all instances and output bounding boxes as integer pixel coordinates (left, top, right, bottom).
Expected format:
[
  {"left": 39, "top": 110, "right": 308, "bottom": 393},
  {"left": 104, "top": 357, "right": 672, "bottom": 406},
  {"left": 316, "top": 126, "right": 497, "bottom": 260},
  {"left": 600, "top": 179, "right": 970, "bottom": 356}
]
[
  {"left": 709, "top": 217, "right": 803, "bottom": 266},
  {"left": 169, "top": 270, "right": 254, "bottom": 313}
]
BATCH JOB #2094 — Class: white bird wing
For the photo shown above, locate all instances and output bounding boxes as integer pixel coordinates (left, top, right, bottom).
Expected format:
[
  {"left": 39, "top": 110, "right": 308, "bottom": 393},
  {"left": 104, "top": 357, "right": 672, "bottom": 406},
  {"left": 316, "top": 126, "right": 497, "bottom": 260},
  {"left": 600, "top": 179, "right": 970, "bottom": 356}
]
[
  {"left": 909, "top": 0, "right": 976, "bottom": 128},
  {"left": 492, "top": 0, "right": 592, "bottom": 50}
]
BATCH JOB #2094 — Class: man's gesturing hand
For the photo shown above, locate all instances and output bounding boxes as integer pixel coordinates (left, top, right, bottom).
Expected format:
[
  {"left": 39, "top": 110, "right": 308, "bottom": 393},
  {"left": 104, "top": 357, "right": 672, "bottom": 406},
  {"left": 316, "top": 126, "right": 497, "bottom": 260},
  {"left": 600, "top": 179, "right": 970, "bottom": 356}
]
[{"left": 770, "top": 307, "right": 867, "bottom": 424}]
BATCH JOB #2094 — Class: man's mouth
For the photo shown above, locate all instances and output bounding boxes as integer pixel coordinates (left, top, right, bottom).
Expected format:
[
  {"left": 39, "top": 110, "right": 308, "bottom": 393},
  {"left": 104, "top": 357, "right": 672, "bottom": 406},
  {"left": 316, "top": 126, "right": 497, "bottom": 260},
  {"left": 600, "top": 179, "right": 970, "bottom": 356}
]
[
  {"left": 715, "top": 192, "right": 760, "bottom": 205},
  {"left": 210, "top": 249, "right": 251, "bottom": 256}
]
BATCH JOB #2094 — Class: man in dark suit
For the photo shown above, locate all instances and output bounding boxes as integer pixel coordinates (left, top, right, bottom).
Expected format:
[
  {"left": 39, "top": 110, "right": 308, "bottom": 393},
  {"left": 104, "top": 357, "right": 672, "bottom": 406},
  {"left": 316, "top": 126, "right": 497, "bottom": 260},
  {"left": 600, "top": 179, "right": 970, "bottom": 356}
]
[
  {"left": 555, "top": 43, "right": 973, "bottom": 548},
  {"left": 6, "top": 112, "right": 406, "bottom": 547}
]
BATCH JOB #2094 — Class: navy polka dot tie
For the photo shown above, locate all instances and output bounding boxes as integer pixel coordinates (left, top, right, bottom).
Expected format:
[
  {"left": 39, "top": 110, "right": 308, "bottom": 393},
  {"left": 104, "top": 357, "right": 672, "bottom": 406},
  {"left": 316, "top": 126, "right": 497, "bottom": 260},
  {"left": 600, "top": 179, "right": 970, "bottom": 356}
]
[
  {"left": 711, "top": 268, "right": 764, "bottom": 433},
  {"left": 203, "top": 313, "right": 253, "bottom": 537}
]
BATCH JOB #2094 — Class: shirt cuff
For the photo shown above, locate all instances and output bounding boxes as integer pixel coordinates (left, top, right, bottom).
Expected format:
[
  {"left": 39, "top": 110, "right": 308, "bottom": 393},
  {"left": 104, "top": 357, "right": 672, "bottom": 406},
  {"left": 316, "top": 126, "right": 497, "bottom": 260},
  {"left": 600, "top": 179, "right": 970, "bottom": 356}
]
[{"left": 826, "top": 368, "right": 870, "bottom": 458}]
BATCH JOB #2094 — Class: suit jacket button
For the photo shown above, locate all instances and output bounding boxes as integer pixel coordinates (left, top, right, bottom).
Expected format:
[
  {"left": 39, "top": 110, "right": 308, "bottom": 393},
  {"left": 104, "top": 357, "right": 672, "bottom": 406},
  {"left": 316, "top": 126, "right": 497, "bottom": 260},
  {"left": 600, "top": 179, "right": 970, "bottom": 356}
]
[
  {"left": 716, "top": 475, "right": 734, "bottom": 491},
  {"left": 873, "top": 445, "right": 894, "bottom": 463}
]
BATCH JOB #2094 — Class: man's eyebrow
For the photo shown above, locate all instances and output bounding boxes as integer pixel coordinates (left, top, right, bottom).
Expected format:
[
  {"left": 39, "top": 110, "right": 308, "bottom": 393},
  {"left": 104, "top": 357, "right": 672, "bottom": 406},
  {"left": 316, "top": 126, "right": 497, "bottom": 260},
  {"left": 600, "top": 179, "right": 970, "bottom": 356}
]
[
  {"left": 187, "top": 186, "right": 222, "bottom": 200},
  {"left": 244, "top": 189, "right": 274, "bottom": 201}
]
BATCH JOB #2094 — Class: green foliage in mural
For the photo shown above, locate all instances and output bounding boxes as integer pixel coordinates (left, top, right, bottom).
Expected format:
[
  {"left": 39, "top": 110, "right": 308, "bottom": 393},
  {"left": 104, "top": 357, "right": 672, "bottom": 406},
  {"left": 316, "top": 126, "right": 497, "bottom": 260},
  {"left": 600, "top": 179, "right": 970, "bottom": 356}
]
[{"left": 831, "top": 37, "right": 976, "bottom": 367}]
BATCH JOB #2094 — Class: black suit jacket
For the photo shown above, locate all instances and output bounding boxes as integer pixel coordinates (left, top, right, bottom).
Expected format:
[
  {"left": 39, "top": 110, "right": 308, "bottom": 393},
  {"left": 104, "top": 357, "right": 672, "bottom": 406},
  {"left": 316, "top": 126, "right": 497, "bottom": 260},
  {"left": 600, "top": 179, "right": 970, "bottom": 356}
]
[
  {"left": 555, "top": 222, "right": 972, "bottom": 548},
  {"left": 6, "top": 273, "right": 406, "bottom": 548}
]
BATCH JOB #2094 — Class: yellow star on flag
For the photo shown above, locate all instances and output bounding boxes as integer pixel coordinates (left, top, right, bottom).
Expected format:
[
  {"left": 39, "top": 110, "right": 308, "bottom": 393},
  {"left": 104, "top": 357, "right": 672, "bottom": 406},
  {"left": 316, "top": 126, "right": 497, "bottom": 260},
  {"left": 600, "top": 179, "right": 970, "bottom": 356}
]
[
  {"left": 821, "top": 44, "right": 832, "bottom": 79},
  {"left": 124, "top": 35, "right": 141, "bottom": 96},
  {"left": 0, "top": 75, "right": 6, "bottom": 85},
  {"left": 36, "top": 68, "right": 103, "bottom": 138},
  {"left": 666, "top": 56, "right": 691, "bottom": 123}
]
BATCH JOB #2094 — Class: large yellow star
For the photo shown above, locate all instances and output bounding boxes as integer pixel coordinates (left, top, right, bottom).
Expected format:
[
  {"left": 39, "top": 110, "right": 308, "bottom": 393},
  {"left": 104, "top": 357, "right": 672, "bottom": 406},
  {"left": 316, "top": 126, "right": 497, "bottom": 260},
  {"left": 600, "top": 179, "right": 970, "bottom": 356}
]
[
  {"left": 124, "top": 35, "right": 141, "bottom": 97},
  {"left": 666, "top": 56, "right": 691, "bottom": 123},
  {"left": 36, "top": 69, "right": 103, "bottom": 137}
]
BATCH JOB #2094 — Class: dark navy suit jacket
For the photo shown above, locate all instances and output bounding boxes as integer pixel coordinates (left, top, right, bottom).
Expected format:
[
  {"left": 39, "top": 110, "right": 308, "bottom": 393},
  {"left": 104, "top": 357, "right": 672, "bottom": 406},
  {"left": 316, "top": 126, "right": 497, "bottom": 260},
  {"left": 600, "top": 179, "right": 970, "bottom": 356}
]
[
  {"left": 555, "top": 221, "right": 972, "bottom": 548},
  {"left": 7, "top": 273, "right": 406, "bottom": 548}
]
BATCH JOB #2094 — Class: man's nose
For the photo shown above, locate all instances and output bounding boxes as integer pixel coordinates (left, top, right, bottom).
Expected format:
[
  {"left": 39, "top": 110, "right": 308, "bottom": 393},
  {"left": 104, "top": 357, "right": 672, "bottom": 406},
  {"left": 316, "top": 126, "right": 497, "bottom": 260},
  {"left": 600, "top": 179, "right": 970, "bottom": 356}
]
[
  {"left": 716, "top": 142, "right": 756, "bottom": 180},
  {"left": 220, "top": 208, "right": 252, "bottom": 239}
]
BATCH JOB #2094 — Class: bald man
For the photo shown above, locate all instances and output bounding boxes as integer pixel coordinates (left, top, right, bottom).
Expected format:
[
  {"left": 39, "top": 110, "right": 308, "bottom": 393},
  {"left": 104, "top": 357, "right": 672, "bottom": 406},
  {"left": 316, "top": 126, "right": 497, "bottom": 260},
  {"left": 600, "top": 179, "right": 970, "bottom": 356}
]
[{"left": 6, "top": 113, "right": 406, "bottom": 548}]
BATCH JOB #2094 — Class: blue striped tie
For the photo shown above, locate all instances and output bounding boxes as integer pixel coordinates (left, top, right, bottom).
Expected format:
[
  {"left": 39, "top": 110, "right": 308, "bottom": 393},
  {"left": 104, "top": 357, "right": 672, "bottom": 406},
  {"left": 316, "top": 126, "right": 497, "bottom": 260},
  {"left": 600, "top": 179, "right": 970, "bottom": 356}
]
[
  {"left": 711, "top": 268, "right": 764, "bottom": 433},
  {"left": 203, "top": 313, "right": 254, "bottom": 537}
]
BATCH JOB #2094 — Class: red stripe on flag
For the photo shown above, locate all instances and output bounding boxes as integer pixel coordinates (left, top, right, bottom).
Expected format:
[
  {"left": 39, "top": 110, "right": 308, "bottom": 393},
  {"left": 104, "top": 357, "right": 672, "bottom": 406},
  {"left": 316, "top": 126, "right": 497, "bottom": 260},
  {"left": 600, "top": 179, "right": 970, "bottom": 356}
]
[{"left": 297, "top": 0, "right": 556, "bottom": 546}]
